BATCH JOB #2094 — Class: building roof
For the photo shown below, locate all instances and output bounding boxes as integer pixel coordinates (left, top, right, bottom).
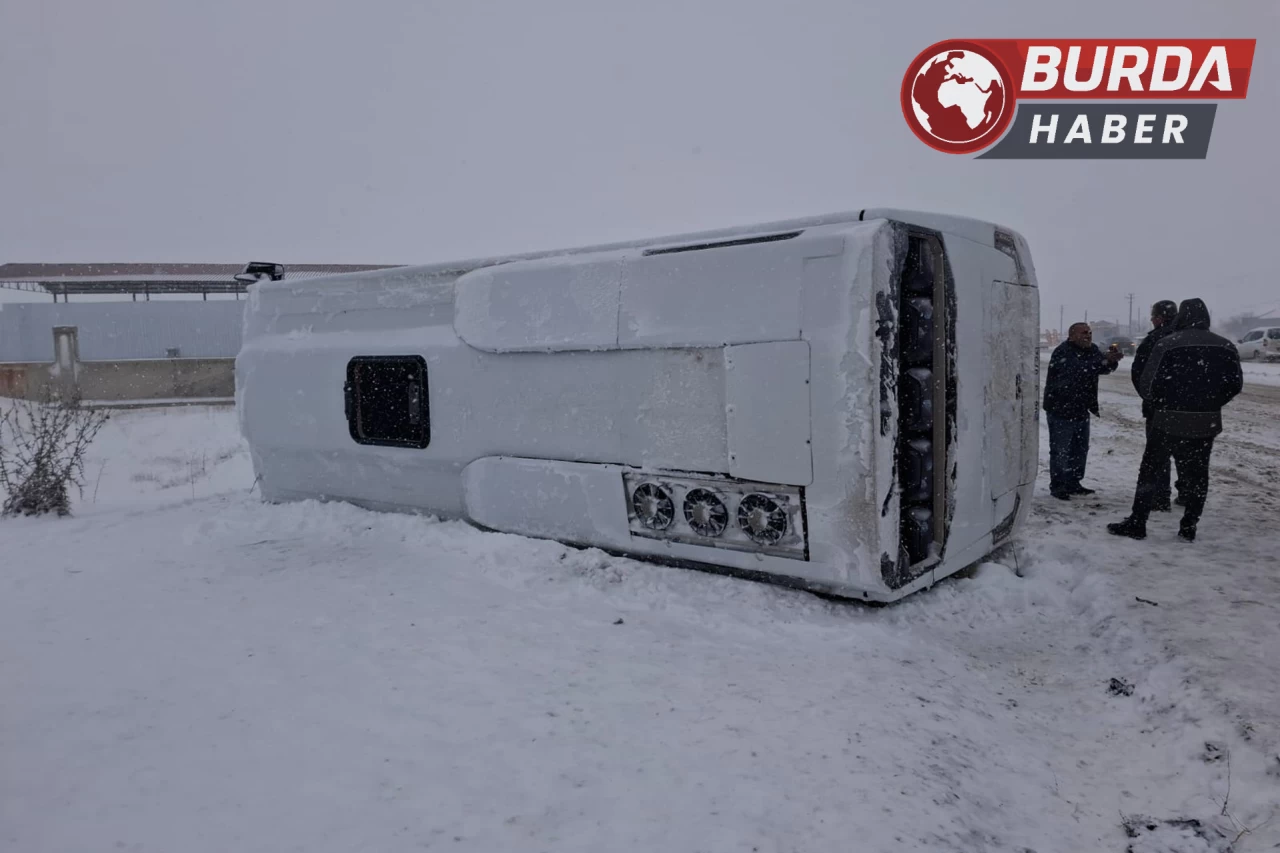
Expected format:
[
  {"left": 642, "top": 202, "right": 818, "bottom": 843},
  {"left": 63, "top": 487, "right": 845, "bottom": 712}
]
[{"left": 0, "top": 263, "right": 402, "bottom": 297}]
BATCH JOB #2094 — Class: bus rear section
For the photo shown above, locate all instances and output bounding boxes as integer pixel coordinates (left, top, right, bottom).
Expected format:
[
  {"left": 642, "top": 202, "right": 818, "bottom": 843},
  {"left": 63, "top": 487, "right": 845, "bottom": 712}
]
[{"left": 235, "top": 209, "right": 1040, "bottom": 603}]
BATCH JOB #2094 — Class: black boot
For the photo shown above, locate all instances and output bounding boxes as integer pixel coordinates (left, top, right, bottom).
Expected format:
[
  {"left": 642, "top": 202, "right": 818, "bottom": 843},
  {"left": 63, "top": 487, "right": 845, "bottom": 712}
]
[
  {"left": 1107, "top": 517, "right": 1147, "bottom": 539},
  {"left": 1178, "top": 520, "right": 1197, "bottom": 542}
]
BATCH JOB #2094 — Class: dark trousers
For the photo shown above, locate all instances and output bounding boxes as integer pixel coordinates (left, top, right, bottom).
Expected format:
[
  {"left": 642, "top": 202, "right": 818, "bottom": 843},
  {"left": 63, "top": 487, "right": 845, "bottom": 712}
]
[
  {"left": 1047, "top": 413, "right": 1090, "bottom": 494},
  {"left": 1132, "top": 428, "right": 1214, "bottom": 525},
  {"left": 1143, "top": 417, "right": 1181, "bottom": 503}
]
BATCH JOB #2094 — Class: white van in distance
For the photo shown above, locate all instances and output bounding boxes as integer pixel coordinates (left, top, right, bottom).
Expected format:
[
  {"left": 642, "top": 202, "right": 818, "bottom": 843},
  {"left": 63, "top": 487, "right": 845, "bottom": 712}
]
[
  {"left": 1237, "top": 325, "right": 1280, "bottom": 361},
  {"left": 235, "top": 208, "right": 1040, "bottom": 603}
]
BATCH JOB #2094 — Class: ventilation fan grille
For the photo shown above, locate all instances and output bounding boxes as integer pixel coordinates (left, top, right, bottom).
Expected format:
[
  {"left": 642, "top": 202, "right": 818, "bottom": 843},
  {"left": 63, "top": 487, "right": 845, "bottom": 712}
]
[{"left": 622, "top": 471, "right": 807, "bottom": 560}]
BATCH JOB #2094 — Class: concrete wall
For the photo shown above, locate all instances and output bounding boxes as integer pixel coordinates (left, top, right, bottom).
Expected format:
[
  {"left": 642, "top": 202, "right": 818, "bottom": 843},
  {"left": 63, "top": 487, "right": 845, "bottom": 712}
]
[
  {"left": 0, "top": 327, "right": 234, "bottom": 402},
  {"left": 0, "top": 363, "right": 48, "bottom": 399},
  {"left": 77, "top": 358, "right": 235, "bottom": 400},
  {"left": 0, "top": 358, "right": 235, "bottom": 402}
]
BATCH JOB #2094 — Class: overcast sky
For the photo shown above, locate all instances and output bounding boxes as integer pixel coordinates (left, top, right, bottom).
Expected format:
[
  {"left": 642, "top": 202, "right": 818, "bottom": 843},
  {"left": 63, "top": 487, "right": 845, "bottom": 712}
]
[{"left": 1, "top": 0, "right": 1276, "bottom": 330}]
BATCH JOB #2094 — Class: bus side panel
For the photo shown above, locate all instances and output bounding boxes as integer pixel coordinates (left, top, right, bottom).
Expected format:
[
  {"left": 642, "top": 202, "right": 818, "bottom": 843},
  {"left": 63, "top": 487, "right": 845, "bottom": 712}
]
[
  {"left": 987, "top": 275, "right": 1040, "bottom": 548},
  {"left": 941, "top": 237, "right": 1017, "bottom": 562},
  {"left": 923, "top": 237, "right": 1040, "bottom": 584}
]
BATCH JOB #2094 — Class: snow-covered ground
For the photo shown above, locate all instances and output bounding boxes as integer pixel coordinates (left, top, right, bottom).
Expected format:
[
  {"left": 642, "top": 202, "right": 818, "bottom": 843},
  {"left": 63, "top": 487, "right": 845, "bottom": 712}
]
[
  {"left": 2, "top": 385, "right": 1279, "bottom": 852},
  {"left": 1237, "top": 361, "right": 1280, "bottom": 388},
  {"left": 1117, "top": 357, "right": 1280, "bottom": 388},
  {"left": 1054, "top": 346, "right": 1280, "bottom": 388}
]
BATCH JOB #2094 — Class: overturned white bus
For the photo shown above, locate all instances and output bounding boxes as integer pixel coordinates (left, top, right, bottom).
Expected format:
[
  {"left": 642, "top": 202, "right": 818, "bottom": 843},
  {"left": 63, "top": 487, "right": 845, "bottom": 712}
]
[{"left": 235, "top": 208, "right": 1040, "bottom": 603}]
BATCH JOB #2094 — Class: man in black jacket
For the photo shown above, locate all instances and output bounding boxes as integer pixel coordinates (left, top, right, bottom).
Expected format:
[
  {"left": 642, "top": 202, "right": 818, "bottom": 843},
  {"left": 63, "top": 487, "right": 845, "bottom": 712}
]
[
  {"left": 1043, "top": 322, "right": 1123, "bottom": 499},
  {"left": 1108, "top": 298, "right": 1243, "bottom": 541},
  {"left": 1130, "top": 300, "right": 1181, "bottom": 510}
]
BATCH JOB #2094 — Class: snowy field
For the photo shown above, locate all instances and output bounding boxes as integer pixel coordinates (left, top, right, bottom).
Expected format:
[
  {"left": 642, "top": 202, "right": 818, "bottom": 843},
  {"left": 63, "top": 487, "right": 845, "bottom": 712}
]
[
  {"left": 3, "top": 380, "right": 1279, "bottom": 852},
  {"left": 1107, "top": 354, "right": 1280, "bottom": 388},
  {"left": 1044, "top": 345, "right": 1280, "bottom": 389}
]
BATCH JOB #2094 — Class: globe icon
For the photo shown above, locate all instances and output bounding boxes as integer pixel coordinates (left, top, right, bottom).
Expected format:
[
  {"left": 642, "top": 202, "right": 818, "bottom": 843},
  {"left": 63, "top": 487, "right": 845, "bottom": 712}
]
[{"left": 910, "top": 49, "right": 1007, "bottom": 145}]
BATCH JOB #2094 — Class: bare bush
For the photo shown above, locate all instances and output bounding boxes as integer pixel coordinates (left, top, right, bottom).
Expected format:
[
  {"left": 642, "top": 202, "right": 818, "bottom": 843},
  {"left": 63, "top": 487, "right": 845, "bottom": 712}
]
[{"left": 0, "top": 394, "right": 110, "bottom": 518}]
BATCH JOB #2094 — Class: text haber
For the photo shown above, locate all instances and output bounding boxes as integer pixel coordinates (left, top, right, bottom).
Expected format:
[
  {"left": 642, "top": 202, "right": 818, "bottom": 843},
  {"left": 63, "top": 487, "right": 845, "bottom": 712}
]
[{"left": 1028, "top": 113, "right": 1190, "bottom": 145}]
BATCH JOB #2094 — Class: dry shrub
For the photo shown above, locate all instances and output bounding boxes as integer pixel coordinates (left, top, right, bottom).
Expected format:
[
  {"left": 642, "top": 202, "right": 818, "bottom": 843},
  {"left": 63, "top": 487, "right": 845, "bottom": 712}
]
[{"left": 0, "top": 393, "right": 110, "bottom": 517}]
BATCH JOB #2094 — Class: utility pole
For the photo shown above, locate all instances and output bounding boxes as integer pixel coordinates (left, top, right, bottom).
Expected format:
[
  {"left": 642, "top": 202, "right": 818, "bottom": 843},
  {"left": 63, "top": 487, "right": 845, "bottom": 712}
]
[{"left": 1126, "top": 293, "right": 1135, "bottom": 336}]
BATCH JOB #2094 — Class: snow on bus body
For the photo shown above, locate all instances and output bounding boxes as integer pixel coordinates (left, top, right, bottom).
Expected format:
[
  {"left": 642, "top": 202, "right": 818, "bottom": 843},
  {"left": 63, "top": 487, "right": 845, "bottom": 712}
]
[{"left": 235, "top": 208, "right": 1039, "bottom": 603}]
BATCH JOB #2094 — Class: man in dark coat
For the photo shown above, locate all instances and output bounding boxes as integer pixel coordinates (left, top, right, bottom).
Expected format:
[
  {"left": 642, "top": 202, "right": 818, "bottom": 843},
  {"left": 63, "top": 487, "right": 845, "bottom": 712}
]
[
  {"left": 1108, "top": 298, "right": 1243, "bottom": 541},
  {"left": 1043, "top": 322, "right": 1123, "bottom": 499},
  {"left": 1130, "top": 300, "right": 1181, "bottom": 510}
]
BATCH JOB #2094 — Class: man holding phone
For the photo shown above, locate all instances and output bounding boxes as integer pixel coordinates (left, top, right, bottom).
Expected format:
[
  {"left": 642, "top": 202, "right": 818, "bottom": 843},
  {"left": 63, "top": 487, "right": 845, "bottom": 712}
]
[{"left": 1042, "top": 322, "right": 1124, "bottom": 500}]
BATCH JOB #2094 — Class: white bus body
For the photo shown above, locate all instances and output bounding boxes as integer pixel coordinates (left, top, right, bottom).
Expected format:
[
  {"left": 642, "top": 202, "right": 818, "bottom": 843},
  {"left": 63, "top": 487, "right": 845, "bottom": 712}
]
[{"left": 235, "top": 208, "right": 1040, "bottom": 603}]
